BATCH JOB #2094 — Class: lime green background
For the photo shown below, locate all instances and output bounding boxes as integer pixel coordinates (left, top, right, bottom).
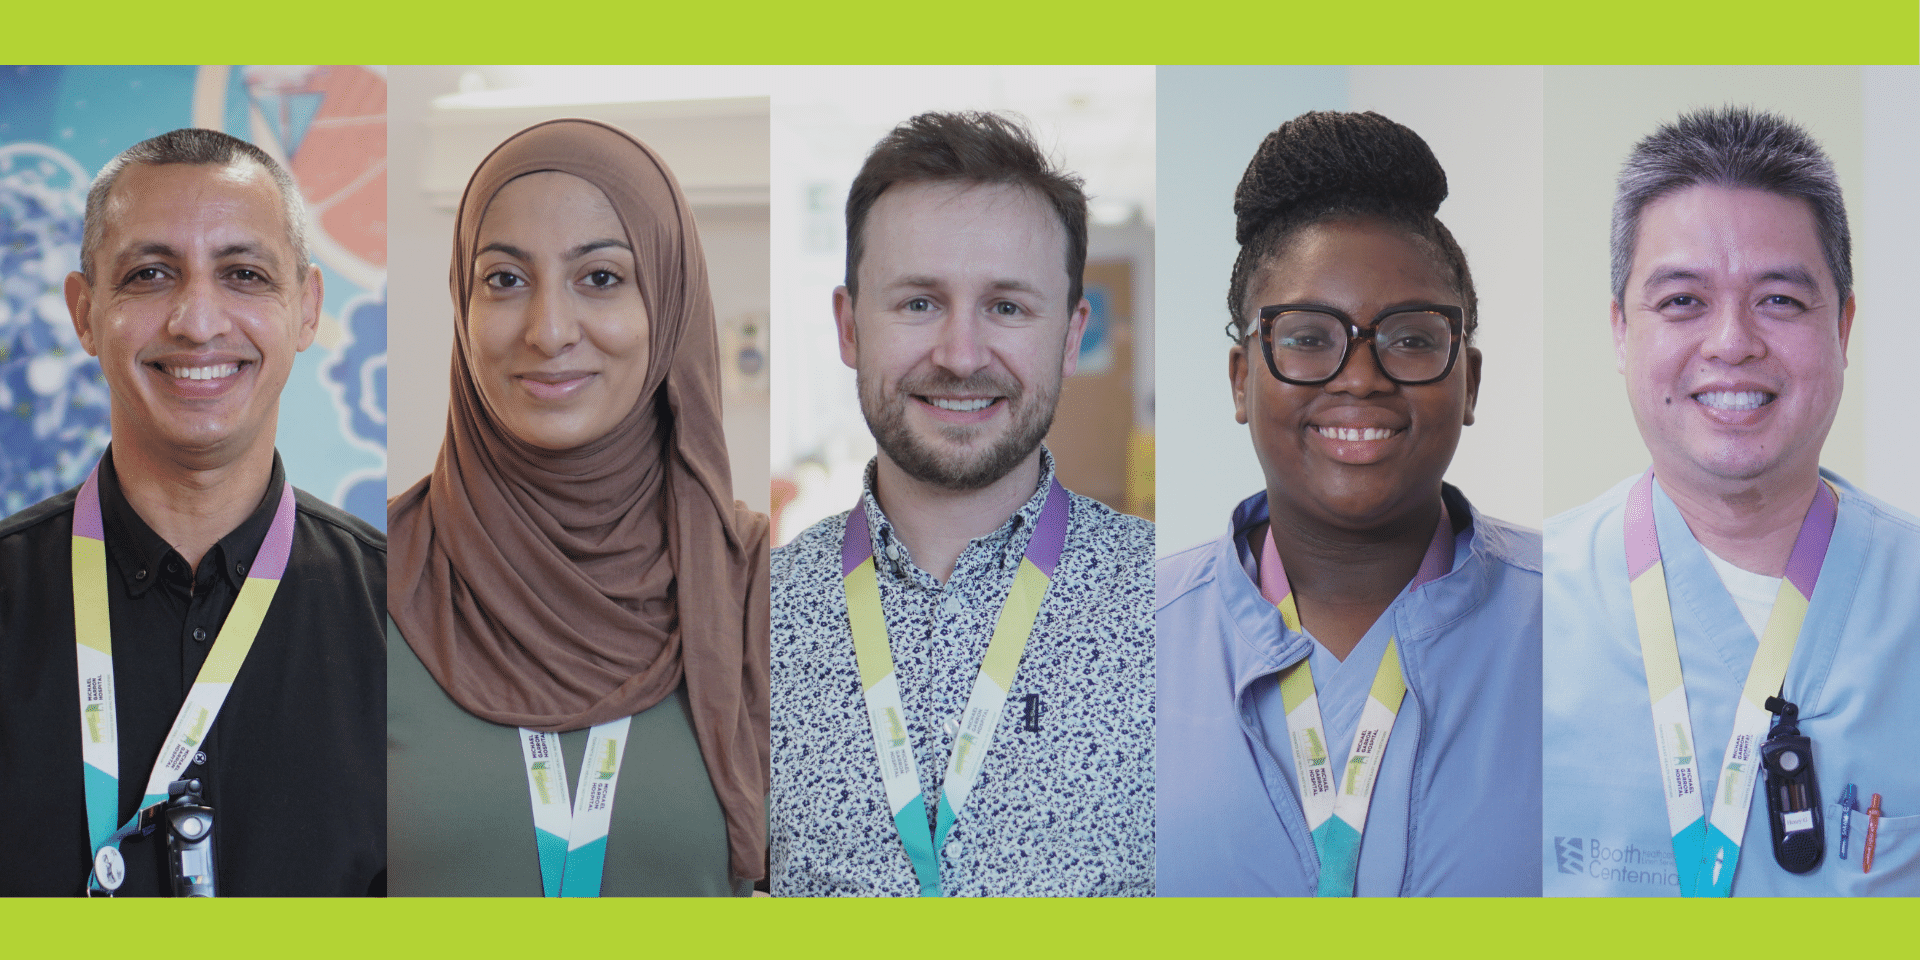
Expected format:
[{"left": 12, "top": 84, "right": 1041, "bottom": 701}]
[{"left": 4, "top": 0, "right": 1917, "bottom": 953}]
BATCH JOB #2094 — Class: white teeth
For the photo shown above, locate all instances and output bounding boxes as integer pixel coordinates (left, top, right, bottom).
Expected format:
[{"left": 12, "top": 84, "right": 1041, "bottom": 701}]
[
  {"left": 163, "top": 363, "right": 240, "bottom": 381},
  {"left": 930, "top": 397, "right": 994, "bottom": 412},
  {"left": 1314, "top": 426, "right": 1397, "bottom": 442},
  {"left": 1694, "top": 390, "right": 1772, "bottom": 411}
]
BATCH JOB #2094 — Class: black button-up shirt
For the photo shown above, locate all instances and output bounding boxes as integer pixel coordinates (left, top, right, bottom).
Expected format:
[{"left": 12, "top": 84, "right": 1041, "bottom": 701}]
[{"left": 0, "top": 450, "right": 385, "bottom": 896}]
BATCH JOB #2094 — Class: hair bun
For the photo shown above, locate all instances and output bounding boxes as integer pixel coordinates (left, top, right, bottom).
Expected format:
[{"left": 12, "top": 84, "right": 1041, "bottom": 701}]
[{"left": 1233, "top": 111, "right": 1448, "bottom": 246}]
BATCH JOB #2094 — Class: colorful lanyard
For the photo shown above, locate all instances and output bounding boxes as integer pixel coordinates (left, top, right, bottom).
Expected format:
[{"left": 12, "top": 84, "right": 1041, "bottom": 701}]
[
  {"left": 841, "top": 478, "right": 1069, "bottom": 897},
  {"left": 517, "top": 717, "right": 632, "bottom": 897},
  {"left": 1624, "top": 470, "right": 1836, "bottom": 897},
  {"left": 1258, "top": 506, "right": 1453, "bottom": 897},
  {"left": 74, "top": 458, "right": 297, "bottom": 893}
]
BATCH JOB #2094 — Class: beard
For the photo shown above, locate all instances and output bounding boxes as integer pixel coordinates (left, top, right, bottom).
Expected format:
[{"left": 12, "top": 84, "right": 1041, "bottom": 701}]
[{"left": 858, "top": 367, "right": 1059, "bottom": 491}]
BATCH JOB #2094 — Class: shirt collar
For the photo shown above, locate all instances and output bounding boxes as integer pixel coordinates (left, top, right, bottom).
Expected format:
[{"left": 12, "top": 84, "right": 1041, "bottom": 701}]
[
  {"left": 99, "top": 448, "right": 289, "bottom": 596},
  {"left": 858, "top": 447, "right": 1059, "bottom": 583}
]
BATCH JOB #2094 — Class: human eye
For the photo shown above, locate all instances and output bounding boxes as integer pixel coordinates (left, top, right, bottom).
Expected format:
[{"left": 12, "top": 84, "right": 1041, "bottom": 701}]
[
  {"left": 904, "top": 296, "right": 935, "bottom": 313},
  {"left": 990, "top": 299, "right": 1025, "bottom": 318},
  {"left": 1275, "top": 327, "right": 1331, "bottom": 351},
  {"left": 581, "top": 269, "right": 622, "bottom": 290},
  {"left": 1656, "top": 293, "right": 1706, "bottom": 318},
  {"left": 1387, "top": 330, "right": 1440, "bottom": 352},
  {"left": 226, "top": 266, "right": 272, "bottom": 287},
  {"left": 483, "top": 269, "right": 526, "bottom": 291},
  {"left": 118, "top": 265, "right": 172, "bottom": 290},
  {"left": 1759, "top": 293, "right": 1808, "bottom": 315}
]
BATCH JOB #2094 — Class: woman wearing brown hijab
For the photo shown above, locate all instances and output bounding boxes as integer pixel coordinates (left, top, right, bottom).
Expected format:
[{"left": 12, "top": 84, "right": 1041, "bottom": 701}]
[{"left": 387, "top": 119, "right": 768, "bottom": 896}]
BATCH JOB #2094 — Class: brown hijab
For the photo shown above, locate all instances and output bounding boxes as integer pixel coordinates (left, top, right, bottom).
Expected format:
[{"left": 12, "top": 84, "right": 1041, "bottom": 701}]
[{"left": 389, "top": 118, "right": 769, "bottom": 881}]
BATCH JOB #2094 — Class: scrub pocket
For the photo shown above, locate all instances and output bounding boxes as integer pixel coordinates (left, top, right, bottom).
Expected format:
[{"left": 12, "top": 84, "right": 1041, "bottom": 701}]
[{"left": 1824, "top": 800, "right": 1920, "bottom": 895}]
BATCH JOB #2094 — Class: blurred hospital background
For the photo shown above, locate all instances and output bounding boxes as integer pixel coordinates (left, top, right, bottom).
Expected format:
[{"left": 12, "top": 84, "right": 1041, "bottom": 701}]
[
  {"left": 384, "top": 67, "right": 769, "bottom": 512},
  {"left": 0, "top": 65, "right": 387, "bottom": 528},
  {"left": 769, "top": 66, "right": 1155, "bottom": 546}
]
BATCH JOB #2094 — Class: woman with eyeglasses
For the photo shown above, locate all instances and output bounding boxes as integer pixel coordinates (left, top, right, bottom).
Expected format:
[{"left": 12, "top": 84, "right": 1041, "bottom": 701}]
[{"left": 1155, "top": 111, "right": 1542, "bottom": 896}]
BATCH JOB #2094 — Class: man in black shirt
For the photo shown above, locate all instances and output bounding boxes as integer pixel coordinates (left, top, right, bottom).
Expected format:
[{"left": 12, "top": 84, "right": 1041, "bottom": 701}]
[{"left": 0, "top": 129, "right": 385, "bottom": 896}]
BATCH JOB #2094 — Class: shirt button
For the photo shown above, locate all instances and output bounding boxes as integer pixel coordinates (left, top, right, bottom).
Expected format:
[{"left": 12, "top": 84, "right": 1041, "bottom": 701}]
[
  {"left": 191, "top": 627, "right": 208, "bottom": 643},
  {"left": 235, "top": 561, "right": 248, "bottom": 576},
  {"left": 885, "top": 543, "right": 902, "bottom": 563},
  {"left": 946, "top": 839, "right": 964, "bottom": 859},
  {"left": 135, "top": 569, "right": 148, "bottom": 581},
  {"left": 166, "top": 561, "right": 180, "bottom": 575},
  {"left": 940, "top": 594, "right": 964, "bottom": 617}
]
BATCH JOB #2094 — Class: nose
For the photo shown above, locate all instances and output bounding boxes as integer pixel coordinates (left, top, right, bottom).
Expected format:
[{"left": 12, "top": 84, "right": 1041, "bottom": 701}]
[
  {"left": 165, "top": 271, "right": 234, "bottom": 345},
  {"left": 524, "top": 279, "right": 580, "bottom": 357},
  {"left": 1324, "top": 337, "right": 1395, "bottom": 397},
  {"left": 931, "top": 310, "right": 989, "bottom": 378},
  {"left": 1701, "top": 302, "right": 1765, "bottom": 364}
]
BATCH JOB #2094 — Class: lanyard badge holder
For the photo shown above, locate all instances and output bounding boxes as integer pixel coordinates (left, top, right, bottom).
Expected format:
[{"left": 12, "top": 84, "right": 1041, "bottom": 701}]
[
  {"left": 841, "top": 478, "right": 1070, "bottom": 896},
  {"left": 74, "top": 459, "right": 297, "bottom": 896},
  {"left": 1760, "top": 697, "right": 1824, "bottom": 874},
  {"left": 1623, "top": 472, "right": 1838, "bottom": 895}
]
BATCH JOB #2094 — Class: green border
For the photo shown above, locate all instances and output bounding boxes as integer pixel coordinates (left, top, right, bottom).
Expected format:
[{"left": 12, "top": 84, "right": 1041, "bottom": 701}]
[
  {"left": 5, "top": 1, "right": 1918, "bottom": 954},
  {"left": 2, "top": 0, "right": 1915, "bottom": 63},
  {"left": 6, "top": 897, "right": 1919, "bottom": 954}
]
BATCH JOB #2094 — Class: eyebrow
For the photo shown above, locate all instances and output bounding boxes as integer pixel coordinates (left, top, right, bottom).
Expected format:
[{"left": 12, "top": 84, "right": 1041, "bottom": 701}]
[
  {"left": 113, "top": 241, "right": 283, "bottom": 271},
  {"left": 1641, "top": 266, "right": 1822, "bottom": 291},
  {"left": 888, "top": 275, "right": 1048, "bottom": 297},
  {"left": 475, "top": 239, "right": 633, "bottom": 263}
]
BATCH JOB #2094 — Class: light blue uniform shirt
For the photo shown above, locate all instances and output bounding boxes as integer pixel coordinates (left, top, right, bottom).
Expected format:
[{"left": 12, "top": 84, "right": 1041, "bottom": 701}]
[
  {"left": 1157, "top": 487, "right": 1543, "bottom": 896},
  {"left": 1544, "top": 470, "right": 1920, "bottom": 895}
]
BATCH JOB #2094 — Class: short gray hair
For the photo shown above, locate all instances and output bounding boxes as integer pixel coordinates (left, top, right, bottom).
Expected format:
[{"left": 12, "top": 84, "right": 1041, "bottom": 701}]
[
  {"left": 80, "top": 127, "right": 311, "bottom": 283},
  {"left": 1611, "top": 106, "right": 1851, "bottom": 307}
]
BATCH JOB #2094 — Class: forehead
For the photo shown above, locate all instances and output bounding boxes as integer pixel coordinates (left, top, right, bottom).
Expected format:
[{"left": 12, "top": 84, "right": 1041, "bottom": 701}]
[
  {"left": 1253, "top": 217, "right": 1455, "bottom": 305},
  {"left": 1630, "top": 184, "right": 1830, "bottom": 286},
  {"left": 859, "top": 181, "right": 1068, "bottom": 291},
  {"left": 476, "top": 171, "right": 623, "bottom": 247},
  {"left": 100, "top": 161, "right": 291, "bottom": 255}
]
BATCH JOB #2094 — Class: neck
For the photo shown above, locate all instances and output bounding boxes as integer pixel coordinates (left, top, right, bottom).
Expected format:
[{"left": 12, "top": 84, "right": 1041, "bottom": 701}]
[
  {"left": 871, "top": 451, "right": 1043, "bottom": 583},
  {"left": 1263, "top": 489, "right": 1444, "bottom": 661},
  {"left": 1656, "top": 462, "right": 1819, "bottom": 578},
  {"left": 110, "top": 434, "right": 277, "bottom": 573}
]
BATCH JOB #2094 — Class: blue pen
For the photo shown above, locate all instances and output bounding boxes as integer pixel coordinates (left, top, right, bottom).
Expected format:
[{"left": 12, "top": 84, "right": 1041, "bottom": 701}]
[{"left": 1839, "top": 783, "right": 1857, "bottom": 860}]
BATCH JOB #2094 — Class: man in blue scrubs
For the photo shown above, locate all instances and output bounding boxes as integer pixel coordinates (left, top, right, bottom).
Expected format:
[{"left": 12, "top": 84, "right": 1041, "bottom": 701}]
[{"left": 1545, "top": 107, "right": 1920, "bottom": 896}]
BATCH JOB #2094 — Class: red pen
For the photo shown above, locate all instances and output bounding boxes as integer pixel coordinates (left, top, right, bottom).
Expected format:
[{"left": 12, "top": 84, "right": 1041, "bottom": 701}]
[{"left": 1863, "top": 794, "right": 1883, "bottom": 874}]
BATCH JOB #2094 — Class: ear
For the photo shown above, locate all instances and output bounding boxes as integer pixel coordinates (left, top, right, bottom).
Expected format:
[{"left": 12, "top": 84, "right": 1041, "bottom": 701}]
[
  {"left": 65, "top": 272, "right": 99, "bottom": 356},
  {"left": 295, "top": 264, "right": 323, "bottom": 352},
  {"left": 833, "top": 285, "right": 859, "bottom": 370},
  {"left": 1059, "top": 296, "right": 1091, "bottom": 380},
  {"left": 1461, "top": 345, "right": 1482, "bottom": 426},
  {"left": 1229, "top": 340, "right": 1250, "bottom": 425},
  {"left": 1610, "top": 299, "right": 1628, "bottom": 375},
  {"left": 1837, "top": 293, "right": 1855, "bottom": 366}
]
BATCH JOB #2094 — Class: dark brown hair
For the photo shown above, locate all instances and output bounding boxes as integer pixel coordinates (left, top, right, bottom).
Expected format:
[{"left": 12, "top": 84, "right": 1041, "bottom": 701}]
[{"left": 845, "top": 111, "right": 1088, "bottom": 310}]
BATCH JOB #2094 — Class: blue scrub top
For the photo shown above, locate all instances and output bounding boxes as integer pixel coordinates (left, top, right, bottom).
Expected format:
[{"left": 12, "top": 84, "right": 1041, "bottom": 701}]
[
  {"left": 1157, "top": 486, "right": 1543, "bottom": 896},
  {"left": 1544, "top": 470, "right": 1920, "bottom": 896}
]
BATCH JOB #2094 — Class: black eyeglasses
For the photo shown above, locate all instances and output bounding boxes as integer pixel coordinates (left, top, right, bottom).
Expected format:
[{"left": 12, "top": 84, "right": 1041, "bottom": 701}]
[{"left": 1255, "top": 303, "right": 1465, "bottom": 386}]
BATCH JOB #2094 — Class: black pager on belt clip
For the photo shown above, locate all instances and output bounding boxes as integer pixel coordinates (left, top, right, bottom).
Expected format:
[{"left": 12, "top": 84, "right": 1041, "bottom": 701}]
[
  {"left": 137, "top": 778, "right": 216, "bottom": 897},
  {"left": 1760, "top": 697, "right": 1824, "bottom": 874}
]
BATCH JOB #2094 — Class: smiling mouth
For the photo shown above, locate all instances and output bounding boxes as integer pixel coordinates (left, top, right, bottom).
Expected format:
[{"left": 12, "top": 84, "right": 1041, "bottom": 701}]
[
  {"left": 1311, "top": 425, "right": 1401, "bottom": 442},
  {"left": 1693, "top": 390, "right": 1775, "bottom": 411},
  {"left": 156, "top": 362, "right": 244, "bottom": 381},
  {"left": 923, "top": 396, "right": 999, "bottom": 413}
]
